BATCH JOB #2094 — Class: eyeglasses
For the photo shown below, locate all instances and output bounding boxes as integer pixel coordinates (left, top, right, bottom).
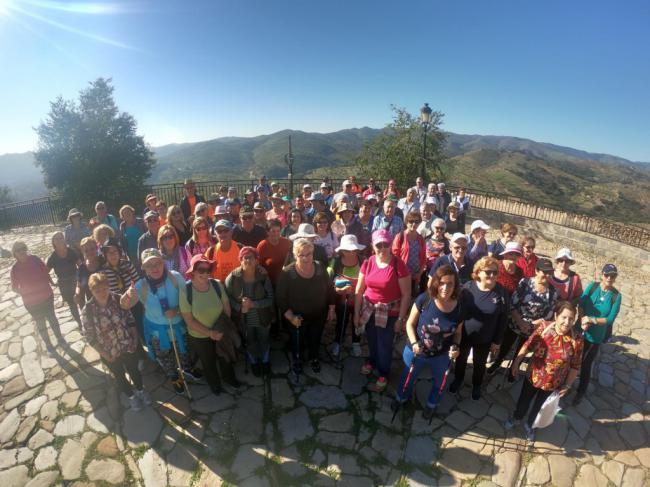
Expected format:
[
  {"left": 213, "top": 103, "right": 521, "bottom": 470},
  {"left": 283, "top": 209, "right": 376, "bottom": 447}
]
[
  {"left": 374, "top": 242, "right": 390, "bottom": 249},
  {"left": 483, "top": 270, "right": 498, "bottom": 277},
  {"left": 216, "top": 228, "right": 230, "bottom": 234},
  {"left": 434, "top": 227, "right": 445, "bottom": 231},
  {"left": 604, "top": 273, "right": 617, "bottom": 279},
  {"left": 161, "top": 234, "right": 175, "bottom": 241},
  {"left": 242, "top": 255, "right": 256, "bottom": 261},
  {"left": 407, "top": 220, "right": 421, "bottom": 225},
  {"left": 297, "top": 252, "right": 313, "bottom": 258},
  {"left": 194, "top": 266, "right": 211, "bottom": 274}
]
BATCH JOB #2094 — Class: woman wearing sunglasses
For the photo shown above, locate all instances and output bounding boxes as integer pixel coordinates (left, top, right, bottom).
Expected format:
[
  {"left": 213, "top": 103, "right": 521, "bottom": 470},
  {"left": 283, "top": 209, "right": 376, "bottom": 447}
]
[
  {"left": 354, "top": 229, "right": 411, "bottom": 392},
  {"left": 166, "top": 205, "right": 192, "bottom": 247},
  {"left": 548, "top": 248, "right": 583, "bottom": 305},
  {"left": 392, "top": 211, "right": 426, "bottom": 297},
  {"left": 573, "top": 263, "right": 622, "bottom": 405},
  {"left": 487, "top": 258, "right": 557, "bottom": 377},
  {"left": 450, "top": 256, "right": 509, "bottom": 400},
  {"left": 488, "top": 223, "right": 518, "bottom": 259},
  {"left": 516, "top": 236, "right": 538, "bottom": 278},
  {"left": 313, "top": 212, "right": 339, "bottom": 259},
  {"left": 185, "top": 217, "right": 214, "bottom": 257},
  {"left": 158, "top": 225, "right": 190, "bottom": 276}
]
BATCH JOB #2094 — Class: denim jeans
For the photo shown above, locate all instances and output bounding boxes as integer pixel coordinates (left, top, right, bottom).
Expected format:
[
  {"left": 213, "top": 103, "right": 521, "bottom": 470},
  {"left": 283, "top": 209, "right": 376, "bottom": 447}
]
[
  {"left": 395, "top": 345, "right": 451, "bottom": 407},
  {"left": 365, "top": 313, "right": 396, "bottom": 378}
]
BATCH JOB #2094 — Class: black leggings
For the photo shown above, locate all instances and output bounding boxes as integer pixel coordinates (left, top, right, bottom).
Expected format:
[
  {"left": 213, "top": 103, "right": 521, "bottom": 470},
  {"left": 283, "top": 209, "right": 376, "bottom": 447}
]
[
  {"left": 189, "top": 335, "right": 237, "bottom": 391},
  {"left": 453, "top": 341, "right": 491, "bottom": 388},
  {"left": 493, "top": 327, "right": 526, "bottom": 366},
  {"left": 514, "top": 379, "right": 553, "bottom": 427},
  {"left": 289, "top": 316, "right": 325, "bottom": 362},
  {"left": 333, "top": 302, "right": 359, "bottom": 345},
  {"left": 576, "top": 341, "right": 600, "bottom": 395},
  {"left": 59, "top": 279, "right": 81, "bottom": 324},
  {"left": 102, "top": 352, "right": 143, "bottom": 396}
]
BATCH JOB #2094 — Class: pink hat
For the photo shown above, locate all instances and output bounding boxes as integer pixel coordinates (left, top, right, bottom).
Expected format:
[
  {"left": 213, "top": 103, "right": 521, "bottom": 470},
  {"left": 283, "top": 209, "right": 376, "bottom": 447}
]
[
  {"left": 239, "top": 246, "right": 258, "bottom": 260},
  {"left": 500, "top": 241, "right": 522, "bottom": 256},
  {"left": 372, "top": 229, "right": 392, "bottom": 246}
]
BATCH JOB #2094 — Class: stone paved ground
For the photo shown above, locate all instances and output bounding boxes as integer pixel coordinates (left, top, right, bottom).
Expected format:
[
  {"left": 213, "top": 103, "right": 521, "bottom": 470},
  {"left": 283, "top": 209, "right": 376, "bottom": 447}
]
[{"left": 0, "top": 225, "right": 649, "bottom": 486}]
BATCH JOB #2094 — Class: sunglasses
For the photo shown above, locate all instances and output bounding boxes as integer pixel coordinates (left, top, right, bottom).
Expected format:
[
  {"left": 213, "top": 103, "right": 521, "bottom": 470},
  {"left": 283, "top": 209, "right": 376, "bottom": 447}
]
[
  {"left": 254, "top": 209, "right": 265, "bottom": 213},
  {"left": 484, "top": 270, "right": 498, "bottom": 277},
  {"left": 407, "top": 220, "right": 421, "bottom": 225},
  {"left": 194, "top": 266, "right": 211, "bottom": 274},
  {"left": 604, "top": 273, "right": 617, "bottom": 278},
  {"left": 216, "top": 228, "right": 230, "bottom": 234}
]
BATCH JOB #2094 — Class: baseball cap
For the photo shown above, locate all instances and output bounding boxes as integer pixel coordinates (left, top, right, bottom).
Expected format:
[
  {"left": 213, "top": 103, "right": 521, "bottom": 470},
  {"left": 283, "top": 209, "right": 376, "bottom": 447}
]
[
  {"left": 470, "top": 220, "right": 490, "bottom": 233},
  {"left": 144, "top": 210, "right": 160, "bottom": 221},
  {"left": 536, "top": 258, "right": 554, "bottom": 273},
  {"left": 241, "top": 205, "right": 254, "bottom": 215},
  {"left": 308, "top": 193, "right": 324, "bottom": 202},
  {"left": 141, "top": 248, "right": 163, "bottom": 265},
  {"left": 500, "top": 241, "right": 522, "bottom": 256},
  {"left": 372, "top": 229, "right": 392, "bottom": 246},
  {"left": 450, "top": 233, "right": 469, "bottom": 244},
  {"left": 214, "top": 219, "right": 234, "bottom": 230},
  {"left": 303, "top": 184, "right": 312, "bottom": 190},
  {"left": 602, "top": 263, "right": 618, "bottom": 275},
  {"left": 253, "top": 202, "right": 265, "bottom": 210},
  {"left": 555, "top": 248, "right": 575, "bottom": 262},
  {"left": 215, "top": 205, "right": 229, "bottom": 215}
]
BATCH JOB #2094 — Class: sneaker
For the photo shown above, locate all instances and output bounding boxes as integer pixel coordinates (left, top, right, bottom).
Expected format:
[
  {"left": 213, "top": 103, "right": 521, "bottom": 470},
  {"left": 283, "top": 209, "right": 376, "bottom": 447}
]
[
  {"left": 251, "top": 363, "right": 262, "bottom": 377},
  {"left": 448, "top": 380, "right": 461, "bottom": 394},
  {"left": 523, "top": 423, "right": 536, "bottom": 442},
  {"left": 504, "top": 417, "right": 520, "bottom": 430},
  {"left": 329, "top": 342, "right": 340, "bottom": 357},
  {"left": 351, "top": 342, "right": 362, "bottom": 357},
  {"left": 129, "top": 394, "right": 143, "bottom": 412},
  {"left": 310, "top": 359, "right": 321, "bottom": 373},
  {"left": 135, "top": 389, "right": 152, "bottom": 406},
  {"left": 172, "top": 379, "right": 185, "bottom": 395},
  {"left": 422, "top": 405, "right": 437, "bottom": 420},
  {"left": 471, "top": 385, "right": 481, "bottom": 400},
  {"left": 486, "top": 362, "right": 500, "bottom": 376},
  {"left": 183, "top": 368, "right": 203, "bottom": 382},
  {"left": 368, "top": 376, "right": 387, "bottom": 393},
  {"left": 360, "top": 362, "right": 374, "bottom": 375}
]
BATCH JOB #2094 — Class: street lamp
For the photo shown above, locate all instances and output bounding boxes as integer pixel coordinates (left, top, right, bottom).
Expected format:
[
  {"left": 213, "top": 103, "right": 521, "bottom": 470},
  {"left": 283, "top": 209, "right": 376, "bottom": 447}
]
[
  {"left": 420, "top": 102, "right": 432, "bottom": 182},
  {"left": 284, "top": 135, "right": 295, "bottom": 197}
]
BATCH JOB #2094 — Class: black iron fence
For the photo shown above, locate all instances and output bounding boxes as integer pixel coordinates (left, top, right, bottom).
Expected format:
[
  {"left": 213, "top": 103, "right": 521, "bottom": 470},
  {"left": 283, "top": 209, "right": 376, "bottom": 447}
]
[{"left": 2, "top": 179, "right": 650, "bottom": 251}]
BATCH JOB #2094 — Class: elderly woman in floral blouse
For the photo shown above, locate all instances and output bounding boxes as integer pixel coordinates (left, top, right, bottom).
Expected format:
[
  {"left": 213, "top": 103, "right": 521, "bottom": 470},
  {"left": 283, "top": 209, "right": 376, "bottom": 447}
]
[{"left": 83, "top": 273, "right": 151, "bottom": 411}]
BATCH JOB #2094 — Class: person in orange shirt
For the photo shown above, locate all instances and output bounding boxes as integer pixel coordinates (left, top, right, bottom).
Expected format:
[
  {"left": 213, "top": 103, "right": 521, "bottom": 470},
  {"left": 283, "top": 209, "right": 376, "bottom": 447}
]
[
  {"left": 207, "top": 193, "right": 221, "bottom": 220},
  {"left": 180, "top": 179, "right": 206, "bottom": 221},
  {"left": 205, "top": 220, "right": 241, "bottom": 282},
  {"left": 155, "top": 200, "right": 168, "bottom": 226}
]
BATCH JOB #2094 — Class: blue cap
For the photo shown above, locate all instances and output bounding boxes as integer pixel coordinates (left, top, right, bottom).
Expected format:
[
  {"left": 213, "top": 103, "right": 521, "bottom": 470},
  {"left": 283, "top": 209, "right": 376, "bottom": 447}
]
[
  {"left": 215, "top": 219, "right": 234, "bottom": 230},
  {"left": 602, "top": 263, "right": 618, "bottom": 275}
]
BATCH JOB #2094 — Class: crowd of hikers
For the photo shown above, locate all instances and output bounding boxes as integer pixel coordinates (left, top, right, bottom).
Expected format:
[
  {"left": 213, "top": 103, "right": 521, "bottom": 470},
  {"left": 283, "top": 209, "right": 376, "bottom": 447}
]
[{"left": 9, "top": 175, "right": 622, "bottom": 441}]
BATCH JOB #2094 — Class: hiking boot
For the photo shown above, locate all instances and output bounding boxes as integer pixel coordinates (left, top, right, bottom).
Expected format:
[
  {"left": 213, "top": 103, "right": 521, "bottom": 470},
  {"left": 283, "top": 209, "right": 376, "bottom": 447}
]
[
  {"left": 310, "top": 359, "right": 321, "bottom": 374},
  {"left": 471, "top": 385, "right": 482, "bottom": 400},
  {"left": 129, "top": 394, "right": 143, "bottom": 412},
  {"left": 368, "top": 376, "right": 387, "bottom": 393},
  {"left": 523, "top": 423, "right": 536, "bottom": 442},
  {"left": 351, "top": 342, "right": 362, "bottom": 357},
  {"left": 135, "top": 389, "right": 152, "bottom": 406},
  {"left": 172, "top": 379, "right": 185, "bottom": 395},
  {"left": 504, "top": 417, "right": 520, "bottom": 430},
  {"left": 422, "top": 405, "right": 437, "bottom": 420},
  {"left": 360, "top": 362, "right": 374, "bottom": 375},
  {"left": 251, "top": 363, "right": 262, "bottom": 378}
]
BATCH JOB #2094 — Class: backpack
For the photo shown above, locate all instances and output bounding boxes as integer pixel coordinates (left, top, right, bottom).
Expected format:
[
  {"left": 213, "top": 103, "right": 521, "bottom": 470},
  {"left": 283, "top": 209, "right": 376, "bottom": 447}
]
[
  {"left": 186, "top": 278, "right": 222, "bottom": 305},
  {"left": 586, "top": 281, "right": 619, "bottom": 307}
]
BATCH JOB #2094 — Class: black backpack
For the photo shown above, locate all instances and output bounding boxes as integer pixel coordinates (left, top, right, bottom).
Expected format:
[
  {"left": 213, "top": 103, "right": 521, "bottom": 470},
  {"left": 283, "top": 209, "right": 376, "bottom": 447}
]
[
  {"left": 586, "top": 281, "right": 619, "bottom": 306},
  {"left": 185, "top": 278, "right": 222, "bottom": 305}
]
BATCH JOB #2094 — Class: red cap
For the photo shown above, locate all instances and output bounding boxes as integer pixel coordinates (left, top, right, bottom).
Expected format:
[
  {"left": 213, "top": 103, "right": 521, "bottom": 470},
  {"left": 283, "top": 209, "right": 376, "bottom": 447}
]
[{"left": 185, "top": 254, "right": 214, "bottom": 278}]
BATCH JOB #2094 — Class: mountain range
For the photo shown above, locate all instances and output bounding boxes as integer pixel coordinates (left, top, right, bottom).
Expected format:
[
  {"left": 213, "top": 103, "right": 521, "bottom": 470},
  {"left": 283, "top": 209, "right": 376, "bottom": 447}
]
[{"left": 1, "top": 128, "right": 649, "bottom": 224}]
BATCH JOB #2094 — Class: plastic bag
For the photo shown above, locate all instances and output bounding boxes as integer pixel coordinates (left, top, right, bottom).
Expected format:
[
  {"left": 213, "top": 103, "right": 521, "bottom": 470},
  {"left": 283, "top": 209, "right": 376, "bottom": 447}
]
[{"left": 532, "top": 391, "right": 561, "bottom": 429}]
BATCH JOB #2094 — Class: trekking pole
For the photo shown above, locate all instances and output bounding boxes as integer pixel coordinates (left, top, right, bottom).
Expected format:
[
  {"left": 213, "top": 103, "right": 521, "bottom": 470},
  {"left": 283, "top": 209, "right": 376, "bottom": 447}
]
[
  {"left": 167, "top": 317, "right": 192, "bottom": 401},
  {"left": 294, "top": 316, "right": 302, "bottom": 385},
  {"left": 335, "top": 300, "right": 348, "bottom": 370},
  {"left": 391, "top": 355, "right": 417, "bottom": 423},
  {"left": 431, "top": 353, "right": 456, "bottom": 425}
]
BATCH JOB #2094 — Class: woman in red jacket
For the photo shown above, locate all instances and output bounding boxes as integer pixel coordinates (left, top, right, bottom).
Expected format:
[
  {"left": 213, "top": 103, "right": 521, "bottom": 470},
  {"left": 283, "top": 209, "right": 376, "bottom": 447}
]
[{"left": 392, "top": 211, "right": 426, "bottom": 297}]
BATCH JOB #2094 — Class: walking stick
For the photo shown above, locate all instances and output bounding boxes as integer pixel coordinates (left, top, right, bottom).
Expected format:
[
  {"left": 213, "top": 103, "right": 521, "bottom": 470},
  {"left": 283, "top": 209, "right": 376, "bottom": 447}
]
[
  {"left": 334, "top": 300, "right": 349, "bottom": 370},
  {"left": 391, "top": 356, "right": 417, "bottom": 423},
  {"left": 293, "top": 317, "right": 302, "bottom": 385},
  {"left": 167, "top": 317, "right": 192, "bottom": 401},
  {"left": 431, "top": 354, "right": 456, "bottom": 425}
]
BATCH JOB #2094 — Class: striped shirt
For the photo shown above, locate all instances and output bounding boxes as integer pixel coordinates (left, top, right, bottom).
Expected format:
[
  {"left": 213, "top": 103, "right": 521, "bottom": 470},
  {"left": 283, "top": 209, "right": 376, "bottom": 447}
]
[{"left": 101, "top": 260, "right": 140, "bottom": 294}]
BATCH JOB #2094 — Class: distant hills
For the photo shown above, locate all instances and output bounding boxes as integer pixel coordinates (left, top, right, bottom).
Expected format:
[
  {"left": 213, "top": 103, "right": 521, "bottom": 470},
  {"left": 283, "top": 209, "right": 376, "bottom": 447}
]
[{"left": 2, "top": 128, "right": 649, "bottom": 224}]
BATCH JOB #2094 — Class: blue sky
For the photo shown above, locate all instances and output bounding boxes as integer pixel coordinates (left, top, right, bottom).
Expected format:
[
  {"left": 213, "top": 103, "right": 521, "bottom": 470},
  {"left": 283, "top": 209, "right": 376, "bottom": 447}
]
[{"left": 0, "top": 0, "right": 648, "bottom": 161}]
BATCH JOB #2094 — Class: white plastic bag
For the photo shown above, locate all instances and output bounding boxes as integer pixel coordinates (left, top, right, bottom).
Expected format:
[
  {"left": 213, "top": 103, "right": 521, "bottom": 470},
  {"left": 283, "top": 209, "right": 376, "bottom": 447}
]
[{"left": 532, "top": 391, "right": 561, "bottom": 429}]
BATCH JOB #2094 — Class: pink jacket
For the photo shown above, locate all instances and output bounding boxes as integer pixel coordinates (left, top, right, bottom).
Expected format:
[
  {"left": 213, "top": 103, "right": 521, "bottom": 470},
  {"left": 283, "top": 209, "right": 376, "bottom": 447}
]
[{"left": 391, "top": 231, "right": 426, "bottom": 272}]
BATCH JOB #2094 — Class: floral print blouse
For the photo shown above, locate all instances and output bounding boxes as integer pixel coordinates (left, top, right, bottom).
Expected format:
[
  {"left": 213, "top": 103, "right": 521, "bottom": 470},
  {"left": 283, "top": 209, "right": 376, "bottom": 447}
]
[
  {"left": 510, "top": 278, "right": 557, "bottom": 335},
  {"left": 524, "top": 321, "right": 583, "bottom": 391},
  {"left": 82, "top": 293, "right": 138, "bottom": 360}
]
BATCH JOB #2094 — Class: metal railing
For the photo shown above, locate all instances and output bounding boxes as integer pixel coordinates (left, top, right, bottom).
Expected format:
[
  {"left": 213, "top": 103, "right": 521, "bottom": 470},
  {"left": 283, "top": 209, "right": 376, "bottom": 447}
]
[{"left": 1, "top": 179, "right": 650, "bottom": 251}]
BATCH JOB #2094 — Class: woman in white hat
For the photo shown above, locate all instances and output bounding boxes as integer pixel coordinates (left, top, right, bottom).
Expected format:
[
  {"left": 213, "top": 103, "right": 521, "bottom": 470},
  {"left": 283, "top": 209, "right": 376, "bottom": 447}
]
[
  {"left": 285, "top": 223, "right": 329, "bottom": 267},
  {"left": 327, "top": 234, "right": 366, "bottom": 358},
  {"left": 548, "top": 248, "right": 583, "bottom": 304}
]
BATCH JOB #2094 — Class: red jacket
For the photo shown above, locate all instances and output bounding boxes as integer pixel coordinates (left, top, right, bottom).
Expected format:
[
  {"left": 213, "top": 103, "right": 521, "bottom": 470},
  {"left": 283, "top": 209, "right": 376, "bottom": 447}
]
[
  {"left": 517, "top": 254, "right": 538, "bottom": 279},
  {"left": 391, "top": 231, "right": 426, "bottom": 273}
]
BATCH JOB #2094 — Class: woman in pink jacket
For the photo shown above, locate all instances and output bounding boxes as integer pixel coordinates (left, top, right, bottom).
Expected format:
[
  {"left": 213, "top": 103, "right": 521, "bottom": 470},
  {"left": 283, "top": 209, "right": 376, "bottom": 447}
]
[{"left": 392, "top": 211, "right": 426, "bottom": 297}]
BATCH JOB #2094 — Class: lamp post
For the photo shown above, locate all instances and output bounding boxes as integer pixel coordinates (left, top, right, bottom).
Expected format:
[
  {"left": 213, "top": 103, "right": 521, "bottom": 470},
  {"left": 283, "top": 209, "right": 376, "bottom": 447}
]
[
  {"left": 284, "top": 135, "right": 295, "bottom": 197},
  {"left": 420, "top": 103, "right": 432, "bottom": 182}
]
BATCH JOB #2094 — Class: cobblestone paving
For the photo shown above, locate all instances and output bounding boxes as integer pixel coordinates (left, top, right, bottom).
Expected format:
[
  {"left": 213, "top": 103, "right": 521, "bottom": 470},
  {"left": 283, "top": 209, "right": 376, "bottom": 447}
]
[{"left": 0, "top": 226, "right": 649, "bottom": 486}]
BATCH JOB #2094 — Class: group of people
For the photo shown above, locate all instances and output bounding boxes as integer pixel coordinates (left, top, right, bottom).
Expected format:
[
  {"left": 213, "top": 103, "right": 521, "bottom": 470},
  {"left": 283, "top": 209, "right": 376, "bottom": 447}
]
[{"left": 9, "top": 176, "right": 621, "bottom": 440}]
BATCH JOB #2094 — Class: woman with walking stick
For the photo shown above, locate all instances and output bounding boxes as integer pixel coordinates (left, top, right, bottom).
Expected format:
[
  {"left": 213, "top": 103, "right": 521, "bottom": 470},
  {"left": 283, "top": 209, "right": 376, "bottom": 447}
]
[
  {"left": 506, "top": 301, "right": 583, "bottom": 441},
  {"left": 391, "top": 265, "right": 462, "bottom": 419},
  {"left": 120, "top": 248, "right": 193, "bottom": 396}
]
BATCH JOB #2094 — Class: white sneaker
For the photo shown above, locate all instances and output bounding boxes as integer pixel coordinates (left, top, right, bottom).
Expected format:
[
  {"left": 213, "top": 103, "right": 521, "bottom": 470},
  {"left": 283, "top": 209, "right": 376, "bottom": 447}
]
[
  {"left": 136, "top": 389, "right": 152, "bottom": 406},
  {"left": 129, "top": 394, "right": 143, "bottom": 412},
  {"left": 351, "top": 342, "right": 362, "bottom": 357}
]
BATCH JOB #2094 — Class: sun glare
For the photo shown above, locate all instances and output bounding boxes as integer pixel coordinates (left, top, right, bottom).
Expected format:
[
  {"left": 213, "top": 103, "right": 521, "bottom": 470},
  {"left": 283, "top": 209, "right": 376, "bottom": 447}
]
[{"left": 0, "top": 0, "right": 11, "bottom": 16}]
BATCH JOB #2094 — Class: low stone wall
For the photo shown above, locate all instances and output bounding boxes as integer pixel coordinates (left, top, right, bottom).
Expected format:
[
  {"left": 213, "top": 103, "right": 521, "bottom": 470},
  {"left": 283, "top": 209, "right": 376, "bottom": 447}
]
[{"left": 469, "top": 208, "right": 650, "bottom": 265}]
